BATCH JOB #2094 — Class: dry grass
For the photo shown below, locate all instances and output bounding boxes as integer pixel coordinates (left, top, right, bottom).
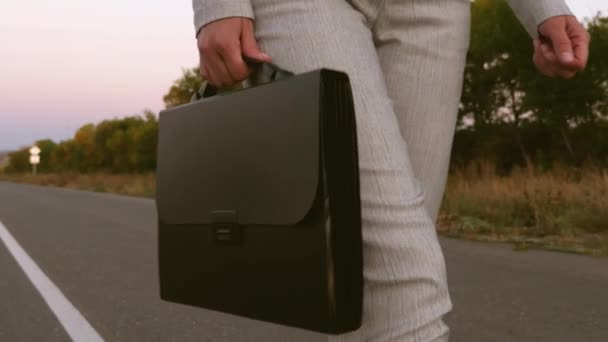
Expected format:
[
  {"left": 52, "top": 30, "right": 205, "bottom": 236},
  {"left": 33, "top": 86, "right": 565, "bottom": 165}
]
[
  {"left": 439, "top": 161, "right": 608, "bottom": 256},
  {"left": 0, "top": 172, "right": 156, "bottom": 198}
]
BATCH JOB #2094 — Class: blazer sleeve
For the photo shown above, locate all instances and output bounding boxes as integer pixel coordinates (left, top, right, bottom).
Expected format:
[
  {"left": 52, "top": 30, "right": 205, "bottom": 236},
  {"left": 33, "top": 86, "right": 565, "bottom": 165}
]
[
  {"left": 192, "top": 0, "right": 254, "bottom": 37},
  {"left": 506, "top": 0, "right": 574, "bottom": 38}
]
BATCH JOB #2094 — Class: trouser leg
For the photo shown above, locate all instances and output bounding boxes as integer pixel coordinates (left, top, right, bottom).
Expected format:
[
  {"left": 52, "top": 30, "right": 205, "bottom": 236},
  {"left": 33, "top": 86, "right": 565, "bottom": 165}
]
[
  {"left": 250, "top": 0, "right": 452, "bottom": 340},
  {"left": 366, "top": 0, "right": 471, "bottom": 223}
]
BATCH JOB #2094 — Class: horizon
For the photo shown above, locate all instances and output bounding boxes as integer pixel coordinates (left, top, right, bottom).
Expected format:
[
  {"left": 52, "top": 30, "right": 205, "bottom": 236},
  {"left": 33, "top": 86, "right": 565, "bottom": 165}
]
[{"left": 1, "top": 0, "right": 606, "bottom": 151}]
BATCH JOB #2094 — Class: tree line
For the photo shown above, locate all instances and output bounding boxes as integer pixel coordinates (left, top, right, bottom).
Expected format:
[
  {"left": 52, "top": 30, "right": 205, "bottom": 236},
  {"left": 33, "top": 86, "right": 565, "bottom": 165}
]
[
  {"left": 5, "top": 112, "right": 158, "bottom": 173},
  {"left": 4, "top": 0, "right": 608, "bottom": 174}
]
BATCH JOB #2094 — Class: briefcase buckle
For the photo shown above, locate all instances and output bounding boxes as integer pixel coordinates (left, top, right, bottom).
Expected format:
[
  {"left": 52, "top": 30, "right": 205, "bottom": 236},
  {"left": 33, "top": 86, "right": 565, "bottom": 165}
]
[
  {"left": 210, "top": 210, "right": 241, "bottom": 244},
  {"left": 213, "top": 223, "right": 242, "bottom": 244}
]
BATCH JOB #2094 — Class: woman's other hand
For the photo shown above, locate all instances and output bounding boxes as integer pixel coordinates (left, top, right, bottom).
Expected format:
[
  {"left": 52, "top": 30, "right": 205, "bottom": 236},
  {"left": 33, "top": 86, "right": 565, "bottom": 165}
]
[
  {"left": 197, "top": 17, "right": 272, "bottom": 87},
  {"left": 533, "top": 15, "right": 590, "bottom": 79}
]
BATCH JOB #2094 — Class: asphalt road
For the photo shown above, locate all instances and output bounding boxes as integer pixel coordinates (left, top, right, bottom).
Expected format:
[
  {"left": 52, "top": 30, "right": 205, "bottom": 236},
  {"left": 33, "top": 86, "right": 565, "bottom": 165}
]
[{"left": 0, "top": 181, "right": 606, "bottom": 342}]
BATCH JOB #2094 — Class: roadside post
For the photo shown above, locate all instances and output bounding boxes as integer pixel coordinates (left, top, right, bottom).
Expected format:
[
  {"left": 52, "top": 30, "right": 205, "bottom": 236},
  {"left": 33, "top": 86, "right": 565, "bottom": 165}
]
[{"left": 29, "top": 146, "right": 40, "bottom": 176}]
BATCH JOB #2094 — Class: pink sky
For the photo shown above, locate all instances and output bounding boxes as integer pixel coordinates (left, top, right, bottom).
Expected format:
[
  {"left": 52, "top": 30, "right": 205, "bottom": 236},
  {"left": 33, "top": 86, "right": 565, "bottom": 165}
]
[{"left": 0, "top": 0, "right": 605, "bottom": 150}]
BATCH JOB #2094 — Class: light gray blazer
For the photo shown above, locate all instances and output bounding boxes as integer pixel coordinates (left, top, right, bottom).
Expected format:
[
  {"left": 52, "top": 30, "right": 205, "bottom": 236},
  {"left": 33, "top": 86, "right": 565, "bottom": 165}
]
[{"left": 192, "top": 0, "right": 573, "bottom": 38}]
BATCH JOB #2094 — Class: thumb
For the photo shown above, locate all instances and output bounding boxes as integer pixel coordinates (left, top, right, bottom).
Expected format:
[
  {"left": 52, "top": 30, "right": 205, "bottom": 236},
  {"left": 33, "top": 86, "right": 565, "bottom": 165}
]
[
  {"left": 547, "top": 28, "right": 575, "bottom": 64},
  {"left": 240, "top": 19, "right": 271, "bottom": 62}
]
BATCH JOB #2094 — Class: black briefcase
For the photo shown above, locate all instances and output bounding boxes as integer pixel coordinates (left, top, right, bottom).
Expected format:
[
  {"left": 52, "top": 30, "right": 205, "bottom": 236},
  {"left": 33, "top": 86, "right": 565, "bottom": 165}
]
[{"left": 156, "top": 63, "right": 363, "bottom": 334}]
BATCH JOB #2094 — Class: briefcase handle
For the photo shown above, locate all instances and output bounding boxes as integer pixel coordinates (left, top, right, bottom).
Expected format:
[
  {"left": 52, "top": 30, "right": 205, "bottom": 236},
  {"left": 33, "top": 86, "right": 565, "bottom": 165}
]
[{"left": 192, "top": 62, "right": 294, "bottom": 102}]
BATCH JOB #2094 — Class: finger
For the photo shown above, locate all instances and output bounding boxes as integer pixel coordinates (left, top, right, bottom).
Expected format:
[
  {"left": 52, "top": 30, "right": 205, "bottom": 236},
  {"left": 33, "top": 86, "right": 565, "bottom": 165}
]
[
  {"left": 240, "top": 19, "right": 272, "bottom": 63},
  {"left": 202, "top": 64, "right": 211, "bottom": 82},
  {"left": 570, "top": 33, "right": 589, "bottom": 70},
  {"left": 540, "top": 42, "right": 557, "bottom": 63},
  {"left": 572, "top": 39, "right": 589, "bottom": 70},
  {"left": 200, "top": 63, "right": 208, "bottom": 80},
  {"left": 203, "top": 63, "right": 227, "bottom": 88},
  {"left": 205, "top": 55, "right": 228, "bottom": 87},
  {"left": 547, "top": 26, "right": 575, "bottom": 65},
  {"left": 205, "top": 62, "right": 221, "bottom": 87},
  {"left": 540, "top": 39, "right": 582, "bottom": 78},
  {"left": 533, "top": 39, "right": 548, "bottom": 69},
  {"left": 199, "top": 51, "right": 218, "bottom": 86},
  {"left": 533, "top": 51, "right": 557, "bottom": 78},
  {"left": 220, "top": 41, "right": 251, "bottom": 82},
  {"left": 567, "top": 19, "right": 590, "bottom": 70},
  {"left": 199, "top": 52, "right": 210, "bottom": 80},
  {"left": 207, "top": 50, "right": 236, "bottom": 87},
  {"left": 540, "top": 41, "right": 580, "bottom": 76},
  {"left": 200, "top": 56, "right": 220, "bottom": 86},
  {"left": 198, "top": 41, "right": 207, "bottom": 80},
  {"left": 198, "top": 38, "right": 218, "bottom": 84},
  {"left": 213, "top": 37, "right": 248, "bottom": 83}
]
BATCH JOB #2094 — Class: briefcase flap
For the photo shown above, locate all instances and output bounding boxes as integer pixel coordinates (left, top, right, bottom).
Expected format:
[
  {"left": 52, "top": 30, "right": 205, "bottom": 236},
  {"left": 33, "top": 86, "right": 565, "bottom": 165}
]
[{"left": 156, "top": 71, "right": 323, "bottom": 226}]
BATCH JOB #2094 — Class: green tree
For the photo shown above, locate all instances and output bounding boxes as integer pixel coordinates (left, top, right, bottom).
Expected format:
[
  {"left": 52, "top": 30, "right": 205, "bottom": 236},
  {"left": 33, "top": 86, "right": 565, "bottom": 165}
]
[
  {"left": 71, "top": 124, "right": 96, "bottom": 172},
  {"left": 460, "top": 0, "right": 537, "bottom": 167},
  {"left": 163, "top": 68, "right": 203, "bottom": 108},
  {"left": 35, "top": 139, "right": 57, "bottom": 173},
  {"left": 5, "top": 148, "right": 29, "bottom": 173},
  {"left": 132, "top": 110, "right": 158, "bottom": 172}
]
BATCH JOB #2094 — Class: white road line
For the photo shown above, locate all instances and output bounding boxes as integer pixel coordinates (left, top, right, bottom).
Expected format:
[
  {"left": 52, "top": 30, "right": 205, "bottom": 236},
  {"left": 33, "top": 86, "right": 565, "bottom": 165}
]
[{"left": 0, "top": 221, "right": 104, "bottom": 342}]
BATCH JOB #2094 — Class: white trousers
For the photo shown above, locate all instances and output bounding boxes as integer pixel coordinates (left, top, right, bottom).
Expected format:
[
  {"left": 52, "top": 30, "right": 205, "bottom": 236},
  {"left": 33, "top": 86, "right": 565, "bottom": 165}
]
[{"left": 250, "top": 0, "right": 471, "bottom": 340}]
